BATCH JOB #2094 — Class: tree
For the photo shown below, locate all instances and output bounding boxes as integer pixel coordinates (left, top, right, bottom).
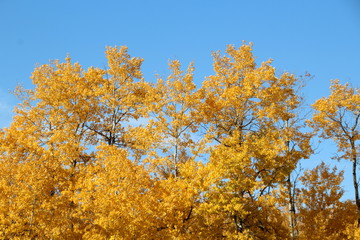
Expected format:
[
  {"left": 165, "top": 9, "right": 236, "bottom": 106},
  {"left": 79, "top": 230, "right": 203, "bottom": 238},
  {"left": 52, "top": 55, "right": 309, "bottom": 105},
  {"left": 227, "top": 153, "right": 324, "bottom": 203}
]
[
  {"left": 146, "top": 59, "right": 203, "bottom": 178},
  {"left": 0, "top": 56, "right": 100, "bottom": 238},
  {"left": 142, "top": 60, "right": 207, "bottom": 238},
  {"left": 1, "top": 43, "right": 354, "bottom": 239},
  {"left": 310, "top": 79, "right": 360, "bottom": 225},
  {"left": 84, "top": 46, "right": 150, "bottom": 151},
  {"left": 0, "top": 46, "right": 152, "bottom": 238},
  {"left": 198, "top": 43, "right": 312, "bottom": 239},
  {"left": 297, "top": 162, "right": 357, "bottom": 239}
]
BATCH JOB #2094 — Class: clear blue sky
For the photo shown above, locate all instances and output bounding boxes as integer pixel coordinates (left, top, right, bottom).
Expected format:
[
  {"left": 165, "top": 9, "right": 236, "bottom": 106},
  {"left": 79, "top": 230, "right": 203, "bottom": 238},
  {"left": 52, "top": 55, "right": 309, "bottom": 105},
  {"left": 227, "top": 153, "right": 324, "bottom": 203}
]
[{"left": 1, "top": 0, "right": 359, "bottom": 199}]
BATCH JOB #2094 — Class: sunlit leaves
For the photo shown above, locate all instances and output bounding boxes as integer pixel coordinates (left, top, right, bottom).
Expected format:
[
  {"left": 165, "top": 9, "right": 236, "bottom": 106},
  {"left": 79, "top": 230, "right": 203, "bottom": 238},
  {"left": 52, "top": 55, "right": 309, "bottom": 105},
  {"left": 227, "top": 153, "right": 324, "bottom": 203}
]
[
  {"left": 0, "top": 43, "right": 356, "bottom": 239},
  {"left": 310, "top": 79, "right": 360, "bottom": 227}
]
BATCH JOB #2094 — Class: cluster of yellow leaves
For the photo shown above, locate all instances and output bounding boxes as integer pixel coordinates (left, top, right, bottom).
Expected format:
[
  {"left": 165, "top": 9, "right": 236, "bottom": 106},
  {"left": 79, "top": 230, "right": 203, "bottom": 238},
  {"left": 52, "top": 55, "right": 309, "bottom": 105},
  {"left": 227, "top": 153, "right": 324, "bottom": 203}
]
[
  {"left": 310, "top": 79, "right": 360, "bottom": 229},
  {"left": 310, "top": 80, "right": 360, "bottom": 158},
  {"left": 297, "top": 162, "right": 357, "bottom": 239},
  {"left": 0, "top": 43, "right": 358, "bottom": 239}
]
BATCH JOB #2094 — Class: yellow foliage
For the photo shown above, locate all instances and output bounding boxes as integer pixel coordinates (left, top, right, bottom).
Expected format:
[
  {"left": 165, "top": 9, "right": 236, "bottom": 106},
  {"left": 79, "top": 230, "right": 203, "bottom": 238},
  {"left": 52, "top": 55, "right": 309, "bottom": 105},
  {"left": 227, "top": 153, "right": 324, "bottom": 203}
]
[
  {"left": 0, "top": 43, "right": 356, "bottom": 239},
  {"left": 310, "top": 79, "right": 360, "bottom": 228},
  {"left": 298, "top": 162, "right": 357, "bottom": 239}
]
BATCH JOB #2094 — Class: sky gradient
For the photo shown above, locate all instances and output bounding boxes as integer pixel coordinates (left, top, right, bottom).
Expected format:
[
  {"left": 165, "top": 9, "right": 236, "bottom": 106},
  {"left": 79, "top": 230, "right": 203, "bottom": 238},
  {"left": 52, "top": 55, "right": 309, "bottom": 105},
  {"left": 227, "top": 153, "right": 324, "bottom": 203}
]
[{"left": 1, "top": 0, "right": 359, "bottom": 199}]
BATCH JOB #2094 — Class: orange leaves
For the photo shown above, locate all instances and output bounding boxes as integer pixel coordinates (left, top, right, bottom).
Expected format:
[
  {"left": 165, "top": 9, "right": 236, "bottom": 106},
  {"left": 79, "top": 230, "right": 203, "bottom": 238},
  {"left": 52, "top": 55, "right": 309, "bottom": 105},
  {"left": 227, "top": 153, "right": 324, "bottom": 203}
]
[
  {"left": 198, "top": 43, "right": 314, "bottom": 238},
  {"left": 310, "top": 80, "right": 360, "bottom": 159},
  {"left": 146, "top": 59, "right": 203, "bottom": 179},
  {"left": 299, "top": 162, "right": 344, "bottom": 210},
  {"left": 105, "top": 46, "right": 143, "bottom": 81},
  {"left": 297, "top": 162, "right": 356, "bottom": 240},
  {"left": 309, "top": 79, "right": 360, "bottom": 232},
  {"left": 0, "top": 43, "right": 357, "bottom": 239}
]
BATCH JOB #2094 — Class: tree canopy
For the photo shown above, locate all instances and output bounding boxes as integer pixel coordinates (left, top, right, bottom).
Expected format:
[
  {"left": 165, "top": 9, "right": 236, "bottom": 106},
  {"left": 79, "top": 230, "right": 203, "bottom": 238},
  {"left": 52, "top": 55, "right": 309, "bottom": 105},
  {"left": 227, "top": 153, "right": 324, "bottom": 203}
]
[{"left": 0, "top": 43, "right": 358, "bottom": 239}]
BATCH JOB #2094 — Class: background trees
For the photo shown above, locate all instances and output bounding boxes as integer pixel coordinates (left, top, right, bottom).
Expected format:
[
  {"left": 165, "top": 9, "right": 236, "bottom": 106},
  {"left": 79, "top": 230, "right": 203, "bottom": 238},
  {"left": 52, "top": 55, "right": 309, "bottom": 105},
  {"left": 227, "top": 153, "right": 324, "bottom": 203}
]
[
  {"left": 310, "top": 80, "right": 360, "bottom": 226},
  {"left": 297, "top": 162, "right": 357, "bottom": 239},
  {"left": 0, "top": 43, "right": 357, "bottom": 239}
]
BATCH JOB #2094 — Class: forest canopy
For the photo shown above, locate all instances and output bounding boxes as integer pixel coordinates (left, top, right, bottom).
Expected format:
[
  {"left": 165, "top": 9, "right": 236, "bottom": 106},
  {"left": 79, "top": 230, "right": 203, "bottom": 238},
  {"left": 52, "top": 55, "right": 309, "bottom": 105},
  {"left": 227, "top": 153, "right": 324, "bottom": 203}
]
[{"left": 0, "top": 43, "right": 359, "bottom": 239}]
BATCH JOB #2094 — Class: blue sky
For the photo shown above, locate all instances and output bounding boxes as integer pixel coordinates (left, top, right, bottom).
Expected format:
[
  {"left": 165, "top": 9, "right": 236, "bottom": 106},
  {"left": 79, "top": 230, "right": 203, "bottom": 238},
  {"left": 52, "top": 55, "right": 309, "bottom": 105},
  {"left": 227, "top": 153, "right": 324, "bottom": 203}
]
[{"left": 1, "top": 0, "right": 359, "bottom": 199}]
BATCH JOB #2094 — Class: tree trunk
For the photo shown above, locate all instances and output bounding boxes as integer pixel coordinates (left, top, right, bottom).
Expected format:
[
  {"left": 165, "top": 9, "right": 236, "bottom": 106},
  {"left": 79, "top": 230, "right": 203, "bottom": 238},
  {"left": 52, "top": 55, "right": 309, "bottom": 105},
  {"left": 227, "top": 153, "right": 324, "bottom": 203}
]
[
  {"left": 286, "top": 120, "right": 298, "bottom": 238},
  {"left": 351, "top": 140, "right": 360, "bottom": 226},
  {"left": 287, "top": 176, "right": 298, "bottom": 239}
]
